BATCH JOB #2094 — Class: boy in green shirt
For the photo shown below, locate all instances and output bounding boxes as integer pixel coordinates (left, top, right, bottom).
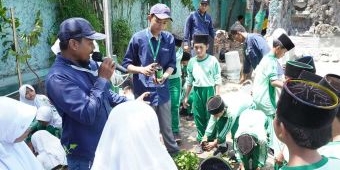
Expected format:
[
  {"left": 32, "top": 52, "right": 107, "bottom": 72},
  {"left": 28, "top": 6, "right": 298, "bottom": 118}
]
[
  {"left": 316, "top": 74, "right": 340, "bottom": 159},
  {"left": 234, "top": 109, "right": 269, "bottom": 170},
  {"left": 274, "top": 79, "right": 340, "bottom": 170},
  {"left": 201, "top": 92, "right": 254, "bottom": 152},
  {"left": 252, "top": 33, "right": 295, "bottom": 151},
  {"left": 183, "top": 34, "right": 222, "bottom": 153}
]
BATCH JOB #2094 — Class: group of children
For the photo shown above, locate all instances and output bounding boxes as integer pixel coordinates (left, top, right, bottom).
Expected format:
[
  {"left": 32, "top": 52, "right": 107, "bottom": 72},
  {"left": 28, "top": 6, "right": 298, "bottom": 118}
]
[
  {"left": 0, "top": 85, "right": 67, "bottom": 170},
  {"left": 176, "top": 22, "right": 340, "bottom": 170}
]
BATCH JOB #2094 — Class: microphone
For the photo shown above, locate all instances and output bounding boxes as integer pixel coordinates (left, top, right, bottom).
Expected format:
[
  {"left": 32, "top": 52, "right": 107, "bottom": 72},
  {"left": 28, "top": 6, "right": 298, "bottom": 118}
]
[{"left": 92, "top": 52, "right": 128, "bottom": 74}]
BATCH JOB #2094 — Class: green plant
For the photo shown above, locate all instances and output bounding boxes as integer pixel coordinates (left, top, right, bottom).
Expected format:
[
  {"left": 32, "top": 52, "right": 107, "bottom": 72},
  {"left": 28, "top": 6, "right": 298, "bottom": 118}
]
[
  {"left": 180, "top": 0, "right": 195, "bottom": 10},
  {"left": 0, "top": 2, "right": 18, "bottom": 61},
  {"left": 173, "top": 150, "right": 200, "bottom": 170},
  {"left": 56, "top": 0, "right": 103, "bottom": 33},
  {"left": 9, "top": 10, "right": 43, "bottom": 86},
  {"left": 112, "top": 19, "right": 132, "bottom": 63}
]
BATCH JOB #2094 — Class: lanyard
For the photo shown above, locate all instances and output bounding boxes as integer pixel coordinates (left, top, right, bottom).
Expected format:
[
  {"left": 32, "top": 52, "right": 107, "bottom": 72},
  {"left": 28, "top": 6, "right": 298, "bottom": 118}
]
[
  {"left": 146, "top": 30, "right": 161, "bottom": 62},
  {"left": 198, "top": 11, "right": 207, "bottom": 23}
]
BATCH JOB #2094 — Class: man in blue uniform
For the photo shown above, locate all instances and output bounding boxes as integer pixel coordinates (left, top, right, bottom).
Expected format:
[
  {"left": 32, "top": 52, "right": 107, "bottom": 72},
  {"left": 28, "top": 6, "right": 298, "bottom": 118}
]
[
  {"left": 230, "top": 24, "right": 270, "bottom": 84},
  {"left": 184, "top": 0, "right": 215, "bottom": 55},
  {"left": 122, "top": 3, "right": 180, "bottom": 156},
  {"left": 46, "top": 18, "right": 147, "bottom": 170}
]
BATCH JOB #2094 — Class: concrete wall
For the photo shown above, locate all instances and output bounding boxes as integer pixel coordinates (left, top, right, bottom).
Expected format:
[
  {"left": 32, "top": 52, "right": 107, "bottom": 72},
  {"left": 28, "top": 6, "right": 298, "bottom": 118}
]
[{"left": 0, "top": 0, "right": 57, "bottom": 95}]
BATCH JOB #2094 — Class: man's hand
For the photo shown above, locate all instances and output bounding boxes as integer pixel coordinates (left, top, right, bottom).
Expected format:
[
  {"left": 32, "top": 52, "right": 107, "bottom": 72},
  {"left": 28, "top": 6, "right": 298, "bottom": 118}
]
[
  {"left": 136, "top": 92, "right": 150, "bottom": 104},
  {"left": 98, "top": 57, "right": 115, "bottom": 80},
  {"left": 238, "top": 163, "right": 245, "bottom": 170},
  {"left": 153, "top": 76, "right": 165, "bottom": 84},
  {"left": 182, "top": 97, "right": 190, "bottom": 109},
  {"left": 153, "top": 72, "right": 169, "bottom": 84},
  {"left": 140, "top": 63, "right": 158, "bottom": 76}
]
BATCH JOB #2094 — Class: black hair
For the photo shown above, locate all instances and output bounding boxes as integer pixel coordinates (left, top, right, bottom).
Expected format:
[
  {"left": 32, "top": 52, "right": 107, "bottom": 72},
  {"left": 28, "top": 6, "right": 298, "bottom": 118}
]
[
  {"left": 278, "top": 118, "right": 332, "bottom": 149},
  {"left": 59, "top": 37, "right": 82, "bottom": 51},
  {"left": 237, "top": 15, "right": 244, "bottom": 21},
  {"left": 181, "top": 51, "right": 191, "bottom": 62},
  {"left": 273, "top": 39, "right": 284, "bottom": 49}
]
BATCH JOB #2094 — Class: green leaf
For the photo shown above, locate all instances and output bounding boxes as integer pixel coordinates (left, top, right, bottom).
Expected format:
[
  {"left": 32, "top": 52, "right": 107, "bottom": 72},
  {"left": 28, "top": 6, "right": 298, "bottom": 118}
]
[{"left": 70, "top": 143, "right": 78, "bottom": 150}]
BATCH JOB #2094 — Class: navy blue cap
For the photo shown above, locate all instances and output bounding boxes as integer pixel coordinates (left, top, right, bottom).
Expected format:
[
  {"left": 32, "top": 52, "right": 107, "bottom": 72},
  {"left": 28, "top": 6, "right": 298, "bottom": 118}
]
[
  {"left": 58, "top": 17, "right": 106, "bottom": 41},
  {"left": 201, "top": 0, "right": 210, "bottom": 4}
]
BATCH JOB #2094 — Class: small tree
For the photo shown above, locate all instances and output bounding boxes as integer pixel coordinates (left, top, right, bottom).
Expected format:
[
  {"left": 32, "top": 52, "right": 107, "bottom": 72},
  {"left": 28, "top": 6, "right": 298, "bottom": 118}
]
[
  {"left": 112, "top": 19, "right": 132, "bottom": 63},
  {"left": 0, "top": 5, "right": 43, "bottom": 88},
  {"left": 9, "top": 10, "right": 43, "bottom": 88}
]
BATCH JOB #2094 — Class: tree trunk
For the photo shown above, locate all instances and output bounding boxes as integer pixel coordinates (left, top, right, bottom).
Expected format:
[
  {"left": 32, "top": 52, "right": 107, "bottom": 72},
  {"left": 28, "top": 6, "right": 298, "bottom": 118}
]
[{"left": 10, "top": 8, "right": 22, "bottom": 87}]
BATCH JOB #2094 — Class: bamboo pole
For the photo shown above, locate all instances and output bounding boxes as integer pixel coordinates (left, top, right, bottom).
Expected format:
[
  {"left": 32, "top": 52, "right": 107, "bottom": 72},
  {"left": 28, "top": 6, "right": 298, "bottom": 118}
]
[{"left": 10, "top": 8, "right": 23, "bottom": 87}]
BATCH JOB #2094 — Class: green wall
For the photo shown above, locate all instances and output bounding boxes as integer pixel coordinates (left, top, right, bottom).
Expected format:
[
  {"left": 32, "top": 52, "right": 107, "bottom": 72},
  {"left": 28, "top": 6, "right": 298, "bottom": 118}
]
[{"left": 0, "top": 0, "right": 57, "bottom": 96}]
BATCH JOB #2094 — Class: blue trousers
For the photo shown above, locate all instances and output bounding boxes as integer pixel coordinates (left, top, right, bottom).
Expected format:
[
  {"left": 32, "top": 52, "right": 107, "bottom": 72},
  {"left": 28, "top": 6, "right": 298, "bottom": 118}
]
[{"left": 67, "top": 156, "right": 92, "bottom": 170}]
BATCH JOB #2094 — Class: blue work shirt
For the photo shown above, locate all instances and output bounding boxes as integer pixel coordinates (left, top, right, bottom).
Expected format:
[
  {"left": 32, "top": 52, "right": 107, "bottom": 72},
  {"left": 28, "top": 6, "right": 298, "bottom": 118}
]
[
  {"left": 184, "top": 10, "right": 215, "bottom": 46},
  {"left": 243, "top": 33, "right": 270, "bottom": 74},
  {"left": 122, "top": 29, "right": 176, "bottom": 106},
  {"left": 46, "top": 55, "right": 127, "bottom": 161}
]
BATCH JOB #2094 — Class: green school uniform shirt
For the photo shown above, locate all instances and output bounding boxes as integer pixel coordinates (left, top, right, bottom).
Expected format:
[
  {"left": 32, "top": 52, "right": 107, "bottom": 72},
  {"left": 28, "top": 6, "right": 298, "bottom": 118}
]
[
  {"left": 186, "top": 54, "right": 222, "bottom": 87},
  {"left": 318, "top": 141, "right": 340, "bottom": 160},
  {"left": 235, "top": 109, "right": 269, "bottom": 167},
  {"left": 252, "top": 52, "right": 283, "bottom": 115},
  {"left": 280, "top": 156, "right": 340, "bottom": 170}
]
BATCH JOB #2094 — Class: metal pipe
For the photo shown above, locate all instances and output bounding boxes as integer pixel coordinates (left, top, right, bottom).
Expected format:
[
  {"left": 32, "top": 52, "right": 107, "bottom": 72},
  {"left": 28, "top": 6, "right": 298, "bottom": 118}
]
[{"left": 103, "top": 0, "right": 114, "bottom": 59}]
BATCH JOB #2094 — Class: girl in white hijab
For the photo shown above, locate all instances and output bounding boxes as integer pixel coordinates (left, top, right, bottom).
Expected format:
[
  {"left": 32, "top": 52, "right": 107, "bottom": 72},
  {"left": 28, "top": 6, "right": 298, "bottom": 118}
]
[
  {"left": 19, "top": 84, "right": 62, "bottom": 128},
  {"left": 31, "top": 130, "right": 67, "bottom": 170},
  {"left": 36, "top": 106, "right": 62, "bottom": 129},
  {"left": 91, "top": 101, "right": 178, "bottom": 170},
  {"left": 0, "top": 96, "right": 44, "bottom": 170}
]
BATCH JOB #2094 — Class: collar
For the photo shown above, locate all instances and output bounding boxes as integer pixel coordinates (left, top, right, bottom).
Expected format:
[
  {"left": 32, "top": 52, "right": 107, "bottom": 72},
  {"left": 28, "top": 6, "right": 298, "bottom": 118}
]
[
  {"left": 57, "top": 54, "right": 98, "bottom": 76},
  {"left": 146, "top": 28, "right": 163, "bottom": 41},
  {"left": 268, "top": 51, "right": 278, "bottom": 58},
  {"left": 244, "top": 33, "right": 249, "bottom": 44},
  {"left": 57, "top": 54, "right": 90, "bottom": 68},
  {"left": 197, "top": 9, "right": 206, "bottom": 16},
  {"left": 197, "top": 54, "right": 209, "bottom": 62}
]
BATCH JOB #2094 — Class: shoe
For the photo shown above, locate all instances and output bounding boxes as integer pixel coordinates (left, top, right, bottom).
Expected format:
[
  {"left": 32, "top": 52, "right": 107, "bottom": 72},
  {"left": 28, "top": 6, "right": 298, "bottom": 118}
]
[
  {"left": 194, "top": 144, "right": 204, "bottom": 154},
  {"left": 174, "top": 133, "right": 182, "bottom": 145},
  {"left": 186, "top": 115, "right": 194, "bottom": 121}
]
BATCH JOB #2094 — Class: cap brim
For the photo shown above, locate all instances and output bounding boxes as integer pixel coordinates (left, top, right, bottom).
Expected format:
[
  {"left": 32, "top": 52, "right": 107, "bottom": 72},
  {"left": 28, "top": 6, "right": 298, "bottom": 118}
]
[
  {"left": 154, "top": 14, "right": 173, "bottom": 21},
  {"left": 85, "top": 32, "right": 106, "bottom": 40}
]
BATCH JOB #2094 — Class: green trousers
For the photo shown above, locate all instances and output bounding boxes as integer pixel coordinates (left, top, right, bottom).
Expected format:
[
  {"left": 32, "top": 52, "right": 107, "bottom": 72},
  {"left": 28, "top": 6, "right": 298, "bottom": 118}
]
[
  {"left": 169, "top": 77, "right": 181, "bottom": 133},
  {"left": 192, "top": 86, "right": 215, "bottom": 142}
]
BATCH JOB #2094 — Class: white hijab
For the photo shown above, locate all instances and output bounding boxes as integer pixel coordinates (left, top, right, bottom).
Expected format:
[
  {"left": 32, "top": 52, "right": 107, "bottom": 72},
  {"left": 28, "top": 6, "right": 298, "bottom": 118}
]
[
  {"left": 19, "top": 84, "right": 62, "bottom": 128},
  {"left": 36, "top": 106, "right": 62, "bottom": 128},
  {"left": 31, "top": 130, "right": 67, "bottom": 170},
  {"left": 0, "top": 97, "right": 43, "bottom": 170},
  {"left": 91, "top": 101, "right": 177, "bottom": 170},
  {"left": 19, "top": 84, "right": 36, "bottom": 106}
]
